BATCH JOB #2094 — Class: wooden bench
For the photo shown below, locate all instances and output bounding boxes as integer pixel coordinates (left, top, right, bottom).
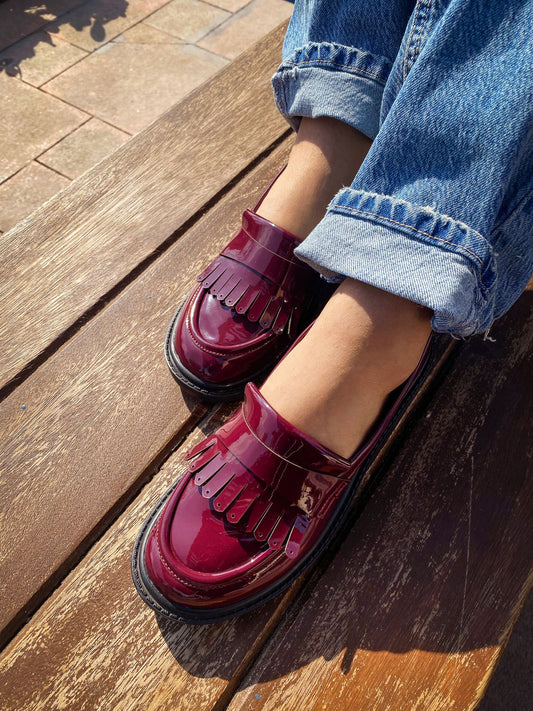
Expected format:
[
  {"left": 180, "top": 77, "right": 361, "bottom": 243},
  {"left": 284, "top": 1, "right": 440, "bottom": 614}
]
[{"left": 0, "top": 22, "right": 531, "bottom": 710}]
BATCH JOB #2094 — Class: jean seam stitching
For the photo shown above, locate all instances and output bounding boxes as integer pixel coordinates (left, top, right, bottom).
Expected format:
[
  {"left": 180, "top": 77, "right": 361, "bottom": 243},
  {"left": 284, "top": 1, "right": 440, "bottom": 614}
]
[
  {"left": 403, "top": 1, "right": 420, "bottom": 79},
  {"left": 403, "top": 0, "right": 432, "bottom": 80},
  {"left": 282, "top": 71, "right": 290, "bottom": 121},
  {"left": 282, "top": 59, "right": 387, "bottom": 85},
  {"left": 330, "top": 203, "right": 489, "bottom": 291},
  {"left": 414, "top": 0, "right": 432, "bottom": 68}
]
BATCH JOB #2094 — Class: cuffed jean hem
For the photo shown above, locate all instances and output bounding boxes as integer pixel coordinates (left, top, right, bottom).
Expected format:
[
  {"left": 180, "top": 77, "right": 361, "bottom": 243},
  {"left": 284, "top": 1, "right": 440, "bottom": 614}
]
[
  {"left": 271, "top": 42, "right": 392, "bottom": 140},
  {"left": 294, "top": 190, "right": 498, "bottom": 337}
]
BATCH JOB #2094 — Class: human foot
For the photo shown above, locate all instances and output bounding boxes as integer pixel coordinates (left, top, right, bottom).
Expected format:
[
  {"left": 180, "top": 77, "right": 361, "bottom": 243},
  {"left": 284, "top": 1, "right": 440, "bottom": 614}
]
[
  {"left": 260, "top": 279, "right": 433, "bottom": 458},
  {"left": 165, "top": 116, "right": 372, "bottom": 400},
  {"left": 134, "top": 340, "right": 431, "bottom": 623},
  {"left": 164, "top": 178, "right": 329, "bottom": 401},
  {"left": 137, "top": 281, "right": 433, "bottom": 622}
]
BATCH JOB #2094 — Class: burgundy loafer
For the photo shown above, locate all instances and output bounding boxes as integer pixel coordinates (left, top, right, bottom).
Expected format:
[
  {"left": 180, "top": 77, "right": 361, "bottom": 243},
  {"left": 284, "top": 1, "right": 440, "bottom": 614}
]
[
  {"left": 165, "top": 176, "right": 330, "bottom": 401},
  {"left": 132, "top": 337, "right": 433, "bottom": 624}
]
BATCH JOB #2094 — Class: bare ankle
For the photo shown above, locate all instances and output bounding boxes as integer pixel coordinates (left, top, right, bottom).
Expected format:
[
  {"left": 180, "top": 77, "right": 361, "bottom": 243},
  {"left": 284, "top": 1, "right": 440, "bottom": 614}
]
[
  {"left": 257, "top": 117, "right": 372, "bottom": 239},
  {"left": 261, "top": 279, "right": 432, "bottom": 458}
]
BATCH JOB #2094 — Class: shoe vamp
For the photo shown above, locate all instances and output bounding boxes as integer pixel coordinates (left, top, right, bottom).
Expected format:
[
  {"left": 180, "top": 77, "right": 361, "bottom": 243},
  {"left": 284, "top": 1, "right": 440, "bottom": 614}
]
[
  {"left": 197, "top": 294, "right": 263, "bottom": 346},
  {"left": 169, "top": 478, "right": 267, "bottom": 574}
]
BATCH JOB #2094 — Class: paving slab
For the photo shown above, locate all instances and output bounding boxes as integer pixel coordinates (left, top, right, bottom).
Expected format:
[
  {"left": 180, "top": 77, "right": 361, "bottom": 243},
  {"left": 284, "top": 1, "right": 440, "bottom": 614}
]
[
  {"left": 47, "top": 0, "right": 175, "bottom": 52},
  {"left": 0, "top": 0, "right": 51, "bottom": 51},
  {"left": 208, "top": 0, "right": 253, "bottom": 11},
  {"left": 145, "top": 0, "right": 230, "bottom": 43},
  {"left": 199, "top": 0, "right": 292, "bottom": 59},
  {"left": 113, "top": 22, "right": 183, "bottom": 44},
  {"left": 0, "top": 30, "right": 87, "bottom": 87},
  {"left": 0, "top": 0, "right": 87, "bottom": 52},
  {"left": 43, "top": 29, "right": 228, "bottom": 133},
  {"left": 39, "top": 118, "right": 131, "bottom": 179},
  {"left": 0, "top": 74, "right": 88, "bottom": 182},
  {"left": 0, "top": 162, "right": 70, "bottom": 232}
]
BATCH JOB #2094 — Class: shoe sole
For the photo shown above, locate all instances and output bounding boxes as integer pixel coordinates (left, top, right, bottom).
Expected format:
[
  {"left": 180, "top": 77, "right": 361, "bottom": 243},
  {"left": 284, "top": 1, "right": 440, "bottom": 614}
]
[
  {"left": 164, "top": 298, "right": 284, "bottom": 403},
  {"left": 132, "top": 338, "right": 435, "bottom": 624},
  {"left": 164, "top": 281, "right": 334, "bottom": 403}
]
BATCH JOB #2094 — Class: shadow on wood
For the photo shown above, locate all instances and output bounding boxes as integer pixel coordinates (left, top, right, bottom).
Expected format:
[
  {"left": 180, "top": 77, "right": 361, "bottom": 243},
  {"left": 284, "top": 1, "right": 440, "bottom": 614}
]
[{"left": 155, "top": 290, "right": 532, "bottom": 709}]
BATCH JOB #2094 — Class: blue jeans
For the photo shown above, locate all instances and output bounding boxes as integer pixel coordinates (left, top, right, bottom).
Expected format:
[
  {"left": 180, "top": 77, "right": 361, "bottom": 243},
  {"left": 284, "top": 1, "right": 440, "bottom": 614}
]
[{"left": 271, "top": 0, "right": 533, "bottom": 336}]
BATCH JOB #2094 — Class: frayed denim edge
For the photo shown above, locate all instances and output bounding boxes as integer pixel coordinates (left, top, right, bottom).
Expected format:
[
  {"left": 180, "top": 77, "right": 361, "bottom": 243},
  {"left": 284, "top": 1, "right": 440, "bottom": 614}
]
[{"left": 294, "top": 206, "right": 497, "bottom": 338}]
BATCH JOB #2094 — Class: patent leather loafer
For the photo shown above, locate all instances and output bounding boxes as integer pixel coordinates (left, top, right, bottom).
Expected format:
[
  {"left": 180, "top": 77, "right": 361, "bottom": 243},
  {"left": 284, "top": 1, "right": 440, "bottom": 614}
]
[
  {"left": 132, "top": 337, "right": 432, "bottom": 624},
  {"left": 165, "top": 177, "right": 329, "bottom": 401}
]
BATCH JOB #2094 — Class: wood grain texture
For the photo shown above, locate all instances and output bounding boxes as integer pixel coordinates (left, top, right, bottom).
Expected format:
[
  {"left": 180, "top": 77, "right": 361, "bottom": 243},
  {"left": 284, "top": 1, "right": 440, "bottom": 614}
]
[
  {"left": 0, "top": 297, "right": 455, "bottom": 711},
  {"left": 0, "top": 143, "right": 292, "bottom": 647},
  {"left": 0, "top": 412, "right": 305, "bottom": 711},
  {"left": 227, "top": 290, "right": 533, "bottom": 711},
  {"left": 0, "top": 286, "right": 454, "bottom": 711},
  {"left": 0, "top": 21, "right": 289, "bottom": 393},
  {"left": 477, "top": 588, "right": 533, "bottom": 709}
]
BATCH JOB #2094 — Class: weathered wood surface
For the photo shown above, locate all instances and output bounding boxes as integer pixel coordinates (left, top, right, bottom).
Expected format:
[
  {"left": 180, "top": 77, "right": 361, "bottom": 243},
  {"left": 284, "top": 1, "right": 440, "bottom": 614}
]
[
  {"left": 227, "top": 288, "right": 533, "bottom": 711},
  {"left": 0, "top": 334, "right": 454, "bottom": 711},
  {"left": 477, "top": 588, "right": 533, "bottom": 710},
  {"left": 1, "top": 19, "right": 531, "bottom": 709},
  {"left": 0, "top": 22, "right": 289, "bottom": 395},
  {"left": 1, "top": 173, "right": 530, "bottom": 711},
  {"left": 0, "top": 143, "right": 292, "bottom": 647},
  {"left": 0, "top": 413, "right": 307, "bottom": 711}
]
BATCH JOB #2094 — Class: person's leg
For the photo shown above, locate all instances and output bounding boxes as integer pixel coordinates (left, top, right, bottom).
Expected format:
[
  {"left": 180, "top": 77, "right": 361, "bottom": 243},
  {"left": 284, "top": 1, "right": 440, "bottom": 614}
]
[
  {"left": 257, "top": 0, "right": 417, "bottom": 240},
  {"left": 262, "top": 0, "right": 533, "bottom": 457},
  {"left": 135, "top": 0, "right": 533, "bottom": 625},
  {"left": 261, "top": 279, "right": 432, "bottom": 458},
  {"left": 257, "top": 117, "right": 371, "bottom": 241},
  {"left": 165, "top": 0, "right": 417, "bottom": 400},
  {"left": 253, "top": 0, "right": 430, "bottom": 459},
  {"left": 293, "top": 0, "right": 533, "bottom": 337}
]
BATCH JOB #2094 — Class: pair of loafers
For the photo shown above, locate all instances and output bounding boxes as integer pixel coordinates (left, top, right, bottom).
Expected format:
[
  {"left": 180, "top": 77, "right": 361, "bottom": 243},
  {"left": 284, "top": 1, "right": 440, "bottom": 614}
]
[{"left": 132, "top": 178, "right": 432, "bottom": 624}]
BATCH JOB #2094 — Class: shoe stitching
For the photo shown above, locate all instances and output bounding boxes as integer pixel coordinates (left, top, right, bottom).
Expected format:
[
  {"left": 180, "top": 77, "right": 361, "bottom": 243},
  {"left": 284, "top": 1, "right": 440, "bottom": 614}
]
[
  {"left": 241, "top": 405, "right": 349, "bottom": 479},
  {"left": 241, "top": 226, "right": 298, "bottom": 264},
  {"left": 155, "top": 506, "right": 270, "bottom": 590},
  {"left": 154, "top": 519, "right": 199, "bottom": 590},
  {"left": 185, "top": 314, "right": 275, "bottom": 358}
]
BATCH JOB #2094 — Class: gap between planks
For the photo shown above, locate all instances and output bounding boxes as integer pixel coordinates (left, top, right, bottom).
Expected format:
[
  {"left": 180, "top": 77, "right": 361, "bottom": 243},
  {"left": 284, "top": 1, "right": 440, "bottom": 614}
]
[
  {"left": 0, "top": 130, "right": 291, "bottom": 406},
  {"left": 0, "top": 331, "right": 457, "bottom": 711},
  {"left": 0, "top": 141, "right": 293, "bottom": 648},
  {"left": 224, "top": 292, "right": 533, "bottom": 711},
  {"left": 0, "top": 21, "right": 289, "bottom": 397},
  {"left": 0, "top": 407, "right": 306, "bottom": 711}
]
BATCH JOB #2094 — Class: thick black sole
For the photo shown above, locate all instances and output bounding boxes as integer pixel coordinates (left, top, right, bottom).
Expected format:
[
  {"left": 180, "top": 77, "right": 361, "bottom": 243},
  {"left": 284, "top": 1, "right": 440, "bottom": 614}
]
[
  {"left": 164, "top": 298, "right": 281, "bottom": 403},
  {"left": 131, "top": 338, "right": 435, "bottom": 625}
]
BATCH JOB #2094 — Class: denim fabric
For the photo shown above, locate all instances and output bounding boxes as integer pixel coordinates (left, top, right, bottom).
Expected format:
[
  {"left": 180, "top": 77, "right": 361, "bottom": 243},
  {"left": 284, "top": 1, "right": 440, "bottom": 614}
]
[{"left": 272, "top": 0, "right": 533, "bottom": 336}]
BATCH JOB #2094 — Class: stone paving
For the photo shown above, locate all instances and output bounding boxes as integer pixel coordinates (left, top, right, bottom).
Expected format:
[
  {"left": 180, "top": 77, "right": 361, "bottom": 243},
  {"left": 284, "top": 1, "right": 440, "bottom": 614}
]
[{"left": 0, "top": 0, "right": 293, "bottom": 233}]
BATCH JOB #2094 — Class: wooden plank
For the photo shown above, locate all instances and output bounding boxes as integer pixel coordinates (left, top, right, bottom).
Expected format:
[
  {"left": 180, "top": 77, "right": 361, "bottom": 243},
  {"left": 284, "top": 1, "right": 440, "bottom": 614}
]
[
  {"left": 0, "top": 414, "right": 305, "bottom": 711},
  {"left": 0, "top": 331, "right": 454, "bottom": 711},
  {"left": 0, "top": 142, "right": 292, "bottom": 647},
  {"left": 227, "top": 289, "right": 533, "bottom": 711},
  {"left": 477, "top": 589, "right": 533, "bottom": 709},
  {"left": 0, "top": 22, "right": 289, "bottom": 394}
]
